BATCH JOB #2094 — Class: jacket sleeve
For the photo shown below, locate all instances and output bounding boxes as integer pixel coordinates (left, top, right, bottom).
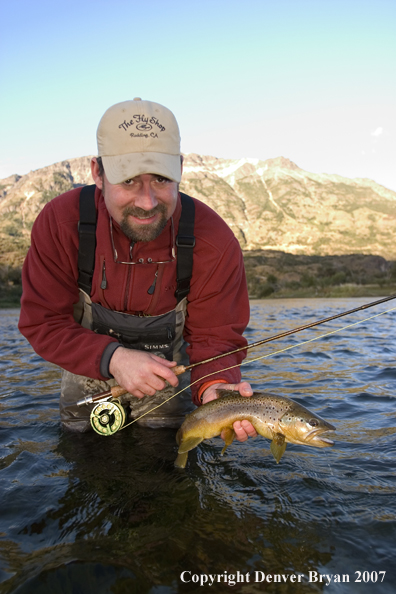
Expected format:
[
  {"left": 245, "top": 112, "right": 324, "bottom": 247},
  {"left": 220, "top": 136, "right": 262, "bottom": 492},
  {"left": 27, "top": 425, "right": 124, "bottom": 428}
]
[
  {"left": 18, "top": 198, "right": 118, "bottom": 380},
  {"left": 183, "top": 232, "right": 250, "bottom": 406}
]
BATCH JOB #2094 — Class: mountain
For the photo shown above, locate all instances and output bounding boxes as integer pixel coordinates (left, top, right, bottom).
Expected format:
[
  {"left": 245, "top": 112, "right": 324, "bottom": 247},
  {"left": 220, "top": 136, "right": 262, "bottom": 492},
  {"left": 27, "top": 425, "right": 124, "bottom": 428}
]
[
  {"left": 1, "top": 153, "right": 396, "bottom": 270},
  {"left": 181, "top": 154, "right": 396, "bottom": 257},
  {"left": 0, "top": 157, "right": 93, "bottom": 268}
]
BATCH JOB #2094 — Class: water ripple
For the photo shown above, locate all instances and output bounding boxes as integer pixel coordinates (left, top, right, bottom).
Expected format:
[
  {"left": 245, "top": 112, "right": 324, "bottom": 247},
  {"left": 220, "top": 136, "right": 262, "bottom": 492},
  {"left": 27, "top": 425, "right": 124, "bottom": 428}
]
[{"left": 1, "top": 301, "right": 396, "bottom": 593}]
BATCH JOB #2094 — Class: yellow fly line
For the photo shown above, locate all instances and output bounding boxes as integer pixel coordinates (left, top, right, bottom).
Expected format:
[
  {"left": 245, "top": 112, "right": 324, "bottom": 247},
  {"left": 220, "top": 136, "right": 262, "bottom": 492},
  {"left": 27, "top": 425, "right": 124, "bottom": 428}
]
[{"left": 120, "top": 305, "right": 396, "bottom": 430}]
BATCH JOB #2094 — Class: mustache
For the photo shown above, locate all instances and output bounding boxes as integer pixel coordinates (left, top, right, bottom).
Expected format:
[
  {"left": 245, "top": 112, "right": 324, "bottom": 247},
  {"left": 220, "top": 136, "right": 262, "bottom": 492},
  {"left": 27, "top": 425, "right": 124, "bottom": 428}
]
[{"left": 123, "top": 204, "right": 167, "bottom": 218}]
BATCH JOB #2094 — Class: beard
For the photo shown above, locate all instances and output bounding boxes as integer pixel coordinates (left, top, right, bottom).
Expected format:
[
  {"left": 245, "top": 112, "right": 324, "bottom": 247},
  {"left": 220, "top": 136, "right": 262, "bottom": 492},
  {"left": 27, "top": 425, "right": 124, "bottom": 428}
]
[{"left": 120, "top": 204, "right": 169, "bottom": 242}]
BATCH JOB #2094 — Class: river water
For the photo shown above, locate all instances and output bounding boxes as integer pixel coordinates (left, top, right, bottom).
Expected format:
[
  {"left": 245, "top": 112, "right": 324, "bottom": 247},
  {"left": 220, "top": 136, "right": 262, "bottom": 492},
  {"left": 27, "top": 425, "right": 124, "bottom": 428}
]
[{"left": 1, "top": 298, "right": 396, "bottom": 593}]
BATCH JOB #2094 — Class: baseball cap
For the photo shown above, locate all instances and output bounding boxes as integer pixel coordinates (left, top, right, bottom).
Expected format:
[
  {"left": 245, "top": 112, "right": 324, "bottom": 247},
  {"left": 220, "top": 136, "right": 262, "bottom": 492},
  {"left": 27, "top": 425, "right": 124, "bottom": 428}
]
[{"left": 96, "top": 98, "right": 181, "bottom": 184}]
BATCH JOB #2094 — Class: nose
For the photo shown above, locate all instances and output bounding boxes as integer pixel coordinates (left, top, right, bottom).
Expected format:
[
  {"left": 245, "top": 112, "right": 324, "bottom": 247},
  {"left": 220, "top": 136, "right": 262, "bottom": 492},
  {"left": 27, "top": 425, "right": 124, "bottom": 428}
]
[{"left": 134, "top": 179, "right": 159, "bottom": 211}]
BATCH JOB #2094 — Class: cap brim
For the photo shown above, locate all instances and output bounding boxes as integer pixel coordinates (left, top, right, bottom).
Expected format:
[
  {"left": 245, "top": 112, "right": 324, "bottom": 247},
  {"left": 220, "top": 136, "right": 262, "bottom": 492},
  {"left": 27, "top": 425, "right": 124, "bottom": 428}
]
[{"left": 102, "top": 152, "right": 181, "bottom": 184}]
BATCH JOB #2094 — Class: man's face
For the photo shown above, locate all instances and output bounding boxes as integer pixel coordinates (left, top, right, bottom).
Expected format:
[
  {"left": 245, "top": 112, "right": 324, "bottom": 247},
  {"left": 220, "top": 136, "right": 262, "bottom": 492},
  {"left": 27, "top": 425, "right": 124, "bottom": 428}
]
[{"left": 91, "top": 158, "right": 180, "bottom": 242}]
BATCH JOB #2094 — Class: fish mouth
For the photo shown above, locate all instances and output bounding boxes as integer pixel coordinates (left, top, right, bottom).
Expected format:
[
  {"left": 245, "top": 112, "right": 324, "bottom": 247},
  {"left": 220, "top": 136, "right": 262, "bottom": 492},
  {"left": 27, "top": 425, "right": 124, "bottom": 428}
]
[{"left": 305, "top": 424, "right": 336, "bottom": 447}]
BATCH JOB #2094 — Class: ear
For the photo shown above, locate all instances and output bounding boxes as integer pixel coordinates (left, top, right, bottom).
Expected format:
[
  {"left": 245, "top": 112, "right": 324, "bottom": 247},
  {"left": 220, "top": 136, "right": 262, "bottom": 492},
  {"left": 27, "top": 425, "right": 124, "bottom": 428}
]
[{"left": 91, "top": 158, "right": 103, "bottom": 190}]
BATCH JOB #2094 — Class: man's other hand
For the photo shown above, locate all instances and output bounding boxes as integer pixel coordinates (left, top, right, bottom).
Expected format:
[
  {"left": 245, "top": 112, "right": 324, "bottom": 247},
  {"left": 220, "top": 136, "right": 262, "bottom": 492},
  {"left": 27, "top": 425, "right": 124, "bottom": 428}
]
[{"left": 201, "top": 381, "right": 257, "bottom": 442}]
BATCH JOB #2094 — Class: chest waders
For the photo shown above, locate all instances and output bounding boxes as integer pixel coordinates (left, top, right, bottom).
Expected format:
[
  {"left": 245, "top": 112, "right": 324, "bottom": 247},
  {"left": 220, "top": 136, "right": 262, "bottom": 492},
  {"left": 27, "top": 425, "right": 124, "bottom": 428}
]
[{"left": 60, "top": 185, "right": 196, "bottom": 432}]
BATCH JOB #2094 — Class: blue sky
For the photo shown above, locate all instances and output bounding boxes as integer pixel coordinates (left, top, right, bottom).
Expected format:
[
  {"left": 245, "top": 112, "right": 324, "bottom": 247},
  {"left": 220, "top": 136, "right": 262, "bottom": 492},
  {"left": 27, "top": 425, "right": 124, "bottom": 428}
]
[{"left": 1, "top": 0, "right": 395, "bottom": 190}]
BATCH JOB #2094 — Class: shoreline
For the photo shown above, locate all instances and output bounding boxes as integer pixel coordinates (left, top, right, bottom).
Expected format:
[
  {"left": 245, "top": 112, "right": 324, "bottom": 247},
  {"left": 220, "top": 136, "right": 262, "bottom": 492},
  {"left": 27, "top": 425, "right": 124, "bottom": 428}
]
[{"left": 2, "top": 284, "right": 396, "bottom": 309}]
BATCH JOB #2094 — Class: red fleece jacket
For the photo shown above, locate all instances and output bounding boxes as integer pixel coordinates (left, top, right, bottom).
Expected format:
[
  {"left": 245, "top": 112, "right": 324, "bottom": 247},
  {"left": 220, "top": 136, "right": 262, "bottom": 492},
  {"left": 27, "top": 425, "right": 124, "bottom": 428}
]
[{"left": 19, "top": 186, "right": 250, "bottom": 405}]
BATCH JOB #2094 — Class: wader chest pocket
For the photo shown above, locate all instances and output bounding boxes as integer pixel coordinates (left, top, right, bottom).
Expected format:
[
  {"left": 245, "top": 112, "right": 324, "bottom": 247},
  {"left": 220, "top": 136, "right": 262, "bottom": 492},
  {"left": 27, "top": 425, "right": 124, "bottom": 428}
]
[{"left": 91, "top": 302, "right": 177, "bottom": 360}]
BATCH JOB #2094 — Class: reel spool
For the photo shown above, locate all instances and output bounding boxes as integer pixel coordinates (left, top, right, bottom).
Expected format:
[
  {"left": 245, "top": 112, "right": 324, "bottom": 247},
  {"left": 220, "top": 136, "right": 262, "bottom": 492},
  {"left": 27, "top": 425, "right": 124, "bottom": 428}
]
[{"left": 90, "top": 399, "right": 126, "bottom": 436}]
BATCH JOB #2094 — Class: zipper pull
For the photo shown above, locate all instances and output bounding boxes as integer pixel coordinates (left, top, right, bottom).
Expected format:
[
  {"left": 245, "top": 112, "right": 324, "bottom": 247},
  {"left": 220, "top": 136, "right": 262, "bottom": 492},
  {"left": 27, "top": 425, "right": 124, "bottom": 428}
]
[
  {"left": 147, "top": 271, "right": 158, "bottom": 295},
  {"left": 101, "top": 260, "right": 107, "bottom": 290}
]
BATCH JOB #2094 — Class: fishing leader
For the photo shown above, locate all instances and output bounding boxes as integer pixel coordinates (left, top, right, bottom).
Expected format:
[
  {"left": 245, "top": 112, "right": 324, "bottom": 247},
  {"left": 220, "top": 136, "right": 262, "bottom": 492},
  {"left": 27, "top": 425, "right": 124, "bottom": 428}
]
[{"left": 19, "top": 98, "right": 257, "bottom": 442}]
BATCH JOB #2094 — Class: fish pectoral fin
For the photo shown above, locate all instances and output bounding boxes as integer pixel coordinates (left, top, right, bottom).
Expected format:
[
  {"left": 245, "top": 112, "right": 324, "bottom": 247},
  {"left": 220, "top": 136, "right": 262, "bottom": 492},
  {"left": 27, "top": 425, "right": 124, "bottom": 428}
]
[
  {"left": 270, "top": 433, "right": 287, "bottom": 464},
  {"left": 174, "top": 451, "right": 189, "bottom": 469},
  {"left": 175, "top": 436, "right": 205, "bottom": 469},
  {"left": 177, "top": 436, "right": 204, "bottom": 454},
  {"left": 220, "top": 427, "right": 236, "bottom": 456}
]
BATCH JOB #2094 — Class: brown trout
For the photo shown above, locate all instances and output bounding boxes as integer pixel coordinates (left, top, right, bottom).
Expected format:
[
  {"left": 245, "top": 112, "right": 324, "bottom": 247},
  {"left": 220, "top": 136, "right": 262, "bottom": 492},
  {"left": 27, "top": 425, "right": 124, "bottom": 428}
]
[{"left": 175, "top": 390, "right": 335, "bottom": 468}]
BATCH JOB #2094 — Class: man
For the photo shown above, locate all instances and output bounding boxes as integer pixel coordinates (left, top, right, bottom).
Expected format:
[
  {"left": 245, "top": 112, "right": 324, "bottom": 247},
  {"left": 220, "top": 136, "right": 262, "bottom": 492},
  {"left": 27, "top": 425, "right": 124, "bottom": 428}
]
[{"left": 19, "top": 98, "right": 256, "bottom": 443}]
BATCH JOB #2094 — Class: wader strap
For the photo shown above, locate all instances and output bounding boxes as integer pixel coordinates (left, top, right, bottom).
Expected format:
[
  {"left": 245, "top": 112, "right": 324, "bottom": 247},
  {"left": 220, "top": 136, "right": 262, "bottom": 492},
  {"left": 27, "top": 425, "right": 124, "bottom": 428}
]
[
  {"left": 77, "top": 185, "right": 97, "bottom": 294},
  {"left": 175, "top": 193, "right": 195, "bottom": 303}
]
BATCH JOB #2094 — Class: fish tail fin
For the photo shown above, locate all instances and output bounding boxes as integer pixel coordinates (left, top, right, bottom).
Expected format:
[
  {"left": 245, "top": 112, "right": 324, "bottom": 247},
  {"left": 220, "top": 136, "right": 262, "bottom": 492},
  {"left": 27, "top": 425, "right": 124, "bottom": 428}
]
[
  {"left": 174, "top": 451, "right": 189, "bottom": 469},
  {"left": 221, "top": 427, "right": 236, "bottom": 456},
  {"left": 270, "top": 433, "right": 286, "bottom": 463}
]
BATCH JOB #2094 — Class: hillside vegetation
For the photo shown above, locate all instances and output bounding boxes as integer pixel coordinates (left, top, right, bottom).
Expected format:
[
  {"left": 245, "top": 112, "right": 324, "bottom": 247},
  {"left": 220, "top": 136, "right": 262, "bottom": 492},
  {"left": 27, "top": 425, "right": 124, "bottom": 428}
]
[{"left": 1, "top": 154, "right": 396, "bottom": 306}]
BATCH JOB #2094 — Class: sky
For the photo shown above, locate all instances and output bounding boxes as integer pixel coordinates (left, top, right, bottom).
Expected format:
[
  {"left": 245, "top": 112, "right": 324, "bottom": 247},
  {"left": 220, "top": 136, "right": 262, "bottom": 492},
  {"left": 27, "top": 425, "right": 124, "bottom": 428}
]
[{"left": 1, "top": 0, "right": 395, "bottom": 190}]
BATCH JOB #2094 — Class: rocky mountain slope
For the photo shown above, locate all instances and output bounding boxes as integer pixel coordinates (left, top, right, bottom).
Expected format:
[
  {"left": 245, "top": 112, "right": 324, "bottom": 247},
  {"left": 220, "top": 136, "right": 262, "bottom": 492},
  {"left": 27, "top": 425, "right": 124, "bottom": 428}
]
[
  {"left": 1, "top": 153, "right": 396, "bottom": 270},
  {"left": 1, "top": 154, "right": 396, "bottom": 304},
  {"left": 181, "top": 154, "right": 396, "bottom": 257}
]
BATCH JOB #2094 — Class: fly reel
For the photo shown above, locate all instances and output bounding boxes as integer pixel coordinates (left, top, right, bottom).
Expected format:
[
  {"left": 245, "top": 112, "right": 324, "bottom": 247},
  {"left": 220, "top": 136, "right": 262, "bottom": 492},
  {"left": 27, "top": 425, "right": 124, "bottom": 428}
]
[{"left": 90, "top": 399, "right": 126, "bottom": 436}]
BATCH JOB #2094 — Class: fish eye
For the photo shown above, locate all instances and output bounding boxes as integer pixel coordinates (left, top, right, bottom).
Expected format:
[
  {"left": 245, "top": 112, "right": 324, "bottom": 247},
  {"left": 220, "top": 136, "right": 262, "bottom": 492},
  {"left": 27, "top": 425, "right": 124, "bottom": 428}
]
[{"left": 308, "top": 418, "right": 319, "bottom": 427}]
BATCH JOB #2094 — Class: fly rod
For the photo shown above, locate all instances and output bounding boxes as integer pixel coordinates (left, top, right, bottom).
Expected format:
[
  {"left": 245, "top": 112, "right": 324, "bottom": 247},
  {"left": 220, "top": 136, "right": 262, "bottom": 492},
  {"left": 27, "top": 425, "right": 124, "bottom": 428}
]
[{"left": 78, "top": 292, "right": 396, "bottom": 407}]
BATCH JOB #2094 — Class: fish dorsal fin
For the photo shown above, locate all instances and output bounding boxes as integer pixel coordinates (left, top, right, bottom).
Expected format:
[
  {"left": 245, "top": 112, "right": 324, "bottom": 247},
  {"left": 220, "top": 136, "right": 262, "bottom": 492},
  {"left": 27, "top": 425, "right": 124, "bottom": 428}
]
[
  {"left": 220, "top": 427, "right": 236, "bottom": 456},
  {"left": 178, "top": 436, "right": 204, "bottom": 454},
  {"left": 270, "top": 433, "right": 286, "bottom": 463}
]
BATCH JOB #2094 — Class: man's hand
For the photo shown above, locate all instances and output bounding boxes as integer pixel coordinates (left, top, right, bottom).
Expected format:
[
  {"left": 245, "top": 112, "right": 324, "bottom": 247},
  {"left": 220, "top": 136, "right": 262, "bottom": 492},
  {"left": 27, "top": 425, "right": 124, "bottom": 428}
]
[
  {"left": 201, "top": 381, "right": 257, "bottom": 443},
  {"left": 109, "top": 347, "right": 179, "bottom": 399}
]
